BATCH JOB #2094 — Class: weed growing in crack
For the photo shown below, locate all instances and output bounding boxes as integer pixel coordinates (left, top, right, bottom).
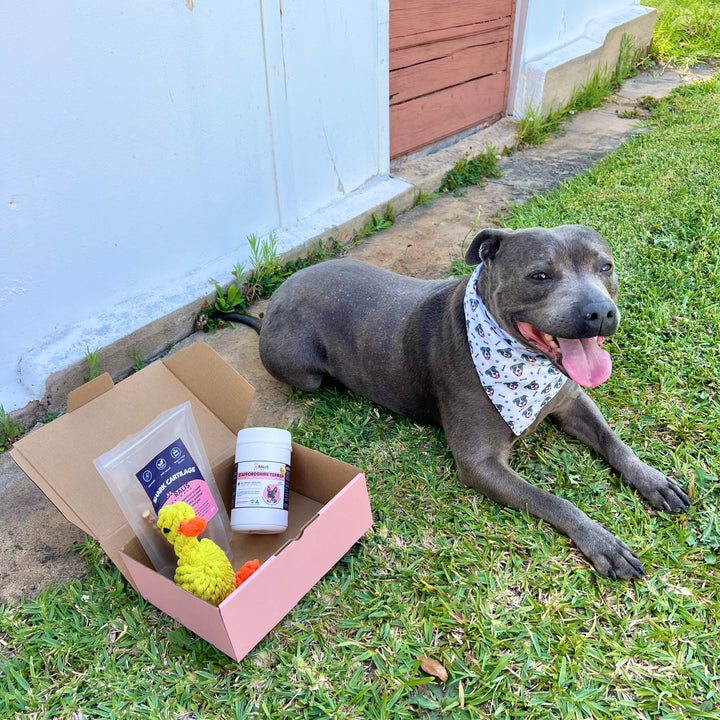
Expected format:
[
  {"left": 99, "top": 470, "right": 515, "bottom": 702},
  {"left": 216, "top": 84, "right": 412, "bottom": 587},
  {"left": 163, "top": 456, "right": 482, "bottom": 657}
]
[
  {"left": 0, "top": 406, "right": 23, "bottom": 452},
  {"left": 439, "top": 146, "right": 502, "bottom": 194},
  {"left": 355, "top": 204, "right": 397, "bottom": 239},
  {"left": 197, "top": 234, "right": 353, "bottom": 332},
  {"left": 83, "top": 347, "right": 101, "bottom": 383}
]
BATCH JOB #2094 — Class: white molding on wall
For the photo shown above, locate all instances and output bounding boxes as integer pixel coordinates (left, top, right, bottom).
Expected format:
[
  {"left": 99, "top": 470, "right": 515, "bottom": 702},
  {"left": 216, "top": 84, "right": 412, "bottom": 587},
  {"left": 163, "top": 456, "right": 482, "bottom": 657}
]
[{"left": 509, "top": 4, "right": 656, "bottom": 118}]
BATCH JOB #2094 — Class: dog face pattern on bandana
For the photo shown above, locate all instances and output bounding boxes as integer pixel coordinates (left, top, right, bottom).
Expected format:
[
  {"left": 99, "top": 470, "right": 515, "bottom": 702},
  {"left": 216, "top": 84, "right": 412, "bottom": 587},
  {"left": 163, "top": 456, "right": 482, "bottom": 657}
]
[{"left": 464, "top": 264, "right": 568, "bottom": 435}]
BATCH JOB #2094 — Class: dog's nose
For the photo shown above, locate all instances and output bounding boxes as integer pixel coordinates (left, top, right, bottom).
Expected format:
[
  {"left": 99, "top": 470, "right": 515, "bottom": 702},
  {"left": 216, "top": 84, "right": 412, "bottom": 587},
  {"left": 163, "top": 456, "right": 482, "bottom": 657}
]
[{"left": 582, "top": 300, "right": 618, "bottom": 335}]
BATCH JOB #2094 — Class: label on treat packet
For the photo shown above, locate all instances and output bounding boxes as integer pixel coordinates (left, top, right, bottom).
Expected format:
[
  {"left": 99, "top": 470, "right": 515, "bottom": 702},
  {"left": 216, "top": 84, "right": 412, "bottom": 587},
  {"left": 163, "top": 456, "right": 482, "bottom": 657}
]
[
  {"left": 136, "top": 438, "right": 218, "bottom": 520},
  {"left": 233, "top": 460, "right": 290, "bottom": 511}
]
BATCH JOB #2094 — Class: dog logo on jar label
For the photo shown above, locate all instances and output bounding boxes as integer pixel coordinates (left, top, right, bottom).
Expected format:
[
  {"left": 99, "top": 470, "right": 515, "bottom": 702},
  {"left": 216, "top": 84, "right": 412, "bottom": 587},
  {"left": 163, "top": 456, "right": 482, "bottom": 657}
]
[{"left": 263, "top": 484, "right": 280, "bottom": 504}]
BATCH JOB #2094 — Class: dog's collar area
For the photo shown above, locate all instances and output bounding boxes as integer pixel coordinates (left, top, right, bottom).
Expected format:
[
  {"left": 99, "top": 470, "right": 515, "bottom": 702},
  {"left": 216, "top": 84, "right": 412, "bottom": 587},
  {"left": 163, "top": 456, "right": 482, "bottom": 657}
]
[{"left": 464, "top": 265, "right": 568, "bottom": 435}]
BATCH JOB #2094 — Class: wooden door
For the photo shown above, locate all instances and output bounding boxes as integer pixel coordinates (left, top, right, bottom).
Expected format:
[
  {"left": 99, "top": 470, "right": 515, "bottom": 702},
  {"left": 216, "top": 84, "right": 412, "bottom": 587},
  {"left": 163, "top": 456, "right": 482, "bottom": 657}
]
[{"left": 390, "top": 0, "right": 515, "bottom": 159}]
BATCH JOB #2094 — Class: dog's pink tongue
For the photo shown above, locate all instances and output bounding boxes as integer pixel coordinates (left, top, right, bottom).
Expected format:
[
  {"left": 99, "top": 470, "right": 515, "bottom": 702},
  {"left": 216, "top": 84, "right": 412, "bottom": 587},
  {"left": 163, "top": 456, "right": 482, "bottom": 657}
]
[{"left": 557, "top": 337, "right": 612, "bottom": 388}]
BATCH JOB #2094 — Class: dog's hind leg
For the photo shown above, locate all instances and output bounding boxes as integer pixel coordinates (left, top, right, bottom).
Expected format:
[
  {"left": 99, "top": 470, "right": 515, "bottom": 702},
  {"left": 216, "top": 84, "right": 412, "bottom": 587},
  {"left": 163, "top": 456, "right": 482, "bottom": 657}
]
[{"left": 258, "top": 329, "right": 328, "bottom": 392}]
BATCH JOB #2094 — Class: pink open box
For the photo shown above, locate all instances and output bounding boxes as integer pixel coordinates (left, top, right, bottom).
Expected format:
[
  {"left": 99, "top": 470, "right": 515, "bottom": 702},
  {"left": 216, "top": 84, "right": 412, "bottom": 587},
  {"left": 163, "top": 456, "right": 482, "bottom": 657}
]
[{"left": 12, "top": 343, "right": 373, "bottom": 661}]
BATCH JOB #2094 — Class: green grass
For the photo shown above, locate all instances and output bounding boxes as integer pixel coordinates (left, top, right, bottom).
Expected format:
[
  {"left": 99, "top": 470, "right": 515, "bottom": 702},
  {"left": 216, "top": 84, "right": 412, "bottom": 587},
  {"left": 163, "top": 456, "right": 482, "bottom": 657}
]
[
  {"left": 4, "top": 1, "right": 720, "bottom": 710},
  {"left": 517, "top": 0, "right": 720, "bottom": 148},
  {"left": 198, "top": 206, "right": 398, "bottom": 332},
  {"left": 439, "top": 147, "right": 503, "bottom": 194},
  {"left": 644, "top": 0, "right": 720, "bottom": 65},
  {"left": 0, "top": 405, "right": 23, "bottom": 453},
  {"left": 83, "top": 347, "right": 102, "bottom": 383},
  {"left": 2, "top": 73, "right": 718, "bottom": 720}
]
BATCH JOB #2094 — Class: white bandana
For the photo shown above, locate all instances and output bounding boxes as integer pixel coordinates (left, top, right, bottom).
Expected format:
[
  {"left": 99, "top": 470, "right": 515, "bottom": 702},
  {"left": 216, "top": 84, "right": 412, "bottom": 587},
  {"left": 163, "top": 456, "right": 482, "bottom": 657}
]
[{"left": 464, "top": 264, "right": 568, "bottom": 435}]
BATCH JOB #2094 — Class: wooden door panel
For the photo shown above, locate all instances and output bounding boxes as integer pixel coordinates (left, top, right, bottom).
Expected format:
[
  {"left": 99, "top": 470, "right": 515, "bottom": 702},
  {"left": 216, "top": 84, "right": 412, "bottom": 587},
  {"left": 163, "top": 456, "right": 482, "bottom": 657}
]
[
  {"left": 390, "top": 72, "right": 507, "bottom": 158},
  {"left": 389, "top": 0, "right": 515, "bottom": 159},
  {"left": 390, "top": 0, "right": 513, "bottom": 41},
  {"left": 390, "top": 19, "right": 511, "bottom": 67},
  {"left": 391, "top": 39, "right": 509, "bottom": 105}
]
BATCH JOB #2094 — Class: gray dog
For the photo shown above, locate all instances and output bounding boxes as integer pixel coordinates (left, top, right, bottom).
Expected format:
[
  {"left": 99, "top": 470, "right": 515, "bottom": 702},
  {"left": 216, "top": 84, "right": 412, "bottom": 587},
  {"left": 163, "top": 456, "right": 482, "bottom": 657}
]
[{"left": 228, "top": 225, "right": 690, "bottom": 578}]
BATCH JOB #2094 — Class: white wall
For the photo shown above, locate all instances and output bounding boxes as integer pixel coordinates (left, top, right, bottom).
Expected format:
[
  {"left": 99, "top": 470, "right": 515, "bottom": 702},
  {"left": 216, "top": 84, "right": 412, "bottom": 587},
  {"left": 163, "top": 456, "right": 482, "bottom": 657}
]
[
  {"left": 520, "top": 0, "right": 639, "bottom": 62},
  {"left": 3, "top": 0, "right": 654, "bottom": 415},
  {"left": 1, "top": 1, "right": 405, "bottom": 414},
  {"left": 509, "top": 0, "right": 655, "bottom": 116}
]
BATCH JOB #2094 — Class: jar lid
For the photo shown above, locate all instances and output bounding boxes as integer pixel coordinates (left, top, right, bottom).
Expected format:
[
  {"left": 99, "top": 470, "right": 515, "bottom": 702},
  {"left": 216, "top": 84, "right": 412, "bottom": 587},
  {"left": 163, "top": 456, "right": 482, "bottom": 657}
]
[{"left": 235, "top": 426, "right": 291, "bottom": 447}]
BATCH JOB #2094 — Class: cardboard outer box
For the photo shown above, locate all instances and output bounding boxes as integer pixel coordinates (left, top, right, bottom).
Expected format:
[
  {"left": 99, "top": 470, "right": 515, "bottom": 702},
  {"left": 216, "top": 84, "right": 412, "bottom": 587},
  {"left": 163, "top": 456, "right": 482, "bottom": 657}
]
[{"left": 12, "top": 343, "right": 373, "bottom": 661}]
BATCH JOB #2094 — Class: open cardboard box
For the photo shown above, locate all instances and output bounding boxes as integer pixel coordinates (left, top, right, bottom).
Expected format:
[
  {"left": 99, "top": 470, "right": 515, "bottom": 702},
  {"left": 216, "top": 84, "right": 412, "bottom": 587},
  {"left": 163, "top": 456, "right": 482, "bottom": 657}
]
[{"left": 12, "top": 343, "right": 373, "bottom": 661}]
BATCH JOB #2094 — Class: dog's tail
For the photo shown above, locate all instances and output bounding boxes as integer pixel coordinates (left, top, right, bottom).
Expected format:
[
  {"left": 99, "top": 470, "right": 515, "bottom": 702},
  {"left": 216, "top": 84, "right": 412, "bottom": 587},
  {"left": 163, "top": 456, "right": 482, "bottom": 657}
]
[{"left": 216, "top": 312, "right": 262, "bottom": 333}]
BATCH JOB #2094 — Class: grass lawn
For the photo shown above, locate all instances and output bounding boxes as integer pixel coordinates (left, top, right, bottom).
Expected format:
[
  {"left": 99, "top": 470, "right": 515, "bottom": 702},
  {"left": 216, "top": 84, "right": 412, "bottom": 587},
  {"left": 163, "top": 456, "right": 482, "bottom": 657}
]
[
  {"left": 2, "top": 29, "right": 720, "bottom": 720},
  {"left": 644, "top": 0, "right": 720, "bottom": 66}
]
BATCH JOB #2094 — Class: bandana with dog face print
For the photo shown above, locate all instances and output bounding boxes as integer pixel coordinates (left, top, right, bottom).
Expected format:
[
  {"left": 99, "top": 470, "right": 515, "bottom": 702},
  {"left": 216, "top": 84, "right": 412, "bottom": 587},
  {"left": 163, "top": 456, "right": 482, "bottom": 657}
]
[{"left": 464, "top": 264, "right": 568, "bottom": 435}]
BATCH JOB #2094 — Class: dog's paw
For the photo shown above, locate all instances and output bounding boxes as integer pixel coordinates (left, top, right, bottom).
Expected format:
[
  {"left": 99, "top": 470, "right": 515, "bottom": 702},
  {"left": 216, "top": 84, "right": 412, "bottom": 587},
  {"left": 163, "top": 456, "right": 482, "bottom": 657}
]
[
  {"left": 626, "top": 465, "right": 691, "bottom": 513},
  {"left": 573, "top": 522, "right": 645, "bottom": 580}
]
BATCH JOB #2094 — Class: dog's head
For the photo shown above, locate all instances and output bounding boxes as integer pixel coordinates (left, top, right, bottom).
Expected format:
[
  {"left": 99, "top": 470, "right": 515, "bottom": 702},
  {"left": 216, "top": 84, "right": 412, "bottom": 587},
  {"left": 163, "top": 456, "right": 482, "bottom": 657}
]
[{"left": 465, "top": 225, "right": 620, "bottom": 388}]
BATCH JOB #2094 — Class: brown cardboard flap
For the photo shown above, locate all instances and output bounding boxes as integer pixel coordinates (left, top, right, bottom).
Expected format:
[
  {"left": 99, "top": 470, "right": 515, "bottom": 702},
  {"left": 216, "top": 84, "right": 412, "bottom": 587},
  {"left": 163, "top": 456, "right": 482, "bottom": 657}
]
[
  {"left": 10, "top": 446, "right": 95, "bottom": 536},
  {"left": 164, "top": 343, "right": 254, "bottom": 435},
  {"left": 230, "top": 492, "right": 323, "bottom": 565},
  {"left": 290, "top": 443, "right": 362, "bottom": 504},
  {"left": 67, "top": 373, "right": 114, "bottom": 412},
  {"left": 12, "top": 346, "right": 245, "bottom": 548}
]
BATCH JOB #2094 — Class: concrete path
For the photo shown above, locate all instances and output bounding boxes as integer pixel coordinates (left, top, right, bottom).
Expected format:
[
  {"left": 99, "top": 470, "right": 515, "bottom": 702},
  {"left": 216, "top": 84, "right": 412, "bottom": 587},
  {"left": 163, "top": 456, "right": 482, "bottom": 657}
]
[{"left": 1, "top": 65, "right": 713, "bottom": 606}]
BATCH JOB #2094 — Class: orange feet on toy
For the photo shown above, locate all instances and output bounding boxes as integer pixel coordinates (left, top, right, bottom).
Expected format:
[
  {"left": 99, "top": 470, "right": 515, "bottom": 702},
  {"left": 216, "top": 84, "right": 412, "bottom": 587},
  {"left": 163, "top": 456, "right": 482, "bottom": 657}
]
[{"left": 236, "top": 559, "right": 260, "bottom": 587}]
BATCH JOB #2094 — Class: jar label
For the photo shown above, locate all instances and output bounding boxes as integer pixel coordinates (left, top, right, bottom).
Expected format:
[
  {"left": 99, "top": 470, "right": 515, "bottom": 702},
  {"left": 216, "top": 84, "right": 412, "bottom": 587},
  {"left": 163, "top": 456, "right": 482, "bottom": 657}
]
[
  {"left": 233, "top": 460, "right": 290, "bottom": 511},
  {"left": 135, "top": 438, "right": 218, "bottom": 520}
]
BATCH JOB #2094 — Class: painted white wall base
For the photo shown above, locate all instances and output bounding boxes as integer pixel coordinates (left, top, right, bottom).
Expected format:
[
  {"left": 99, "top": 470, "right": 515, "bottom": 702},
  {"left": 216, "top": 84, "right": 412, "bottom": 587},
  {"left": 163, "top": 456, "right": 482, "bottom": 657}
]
[
  {"left": 11, "top": 175, "right": 412, "bottom": 416},
  {"left": 273, "top": 176, "right": 413, "bottom": 258},
  {"left": 1, "top": 1, "right": 659, "bottom": 419},
  {"left": 1, "top": 1, "right": 391, "bottom": 416},
  {"left": 510, "top": 5, "right": 657, "bottom": 117}
]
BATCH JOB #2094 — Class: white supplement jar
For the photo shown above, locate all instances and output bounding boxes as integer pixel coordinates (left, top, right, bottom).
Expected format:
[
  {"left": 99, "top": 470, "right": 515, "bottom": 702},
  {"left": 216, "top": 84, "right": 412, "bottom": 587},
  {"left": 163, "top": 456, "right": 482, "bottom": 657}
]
[{"left": 231, "top": 427, "right": 292, "bottom": 533}]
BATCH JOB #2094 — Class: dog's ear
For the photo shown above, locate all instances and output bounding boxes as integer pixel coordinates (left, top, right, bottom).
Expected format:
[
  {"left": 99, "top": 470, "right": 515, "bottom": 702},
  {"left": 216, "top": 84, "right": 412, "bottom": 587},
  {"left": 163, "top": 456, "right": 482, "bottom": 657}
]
[{"left": 464, "top": 228, "right": 513, "bottom": 266}]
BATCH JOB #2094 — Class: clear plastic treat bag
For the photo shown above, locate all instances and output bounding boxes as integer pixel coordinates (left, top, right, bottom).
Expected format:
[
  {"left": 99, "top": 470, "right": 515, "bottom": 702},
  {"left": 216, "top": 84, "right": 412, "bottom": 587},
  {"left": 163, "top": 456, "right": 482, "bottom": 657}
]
[{"left": 94, "top": 402, "right": 232, "bottom": 577}]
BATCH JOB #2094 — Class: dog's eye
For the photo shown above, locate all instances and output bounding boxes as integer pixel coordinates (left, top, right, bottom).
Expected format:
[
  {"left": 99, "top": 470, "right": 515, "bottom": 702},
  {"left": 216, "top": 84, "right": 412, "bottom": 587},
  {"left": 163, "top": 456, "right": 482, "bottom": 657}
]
[
  {"left": 530, "top": 272, "right": 551, "bottom": 281},
  {"left": 600, "top": 263, "right": 613, "bottom": 273}
]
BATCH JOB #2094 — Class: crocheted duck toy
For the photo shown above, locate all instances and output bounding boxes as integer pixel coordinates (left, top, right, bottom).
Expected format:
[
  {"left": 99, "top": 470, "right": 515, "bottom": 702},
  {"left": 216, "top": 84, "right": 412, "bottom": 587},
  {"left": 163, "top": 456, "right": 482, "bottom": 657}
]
[{"left": 157, "top": 501, "right": 259, "bottom": 605}]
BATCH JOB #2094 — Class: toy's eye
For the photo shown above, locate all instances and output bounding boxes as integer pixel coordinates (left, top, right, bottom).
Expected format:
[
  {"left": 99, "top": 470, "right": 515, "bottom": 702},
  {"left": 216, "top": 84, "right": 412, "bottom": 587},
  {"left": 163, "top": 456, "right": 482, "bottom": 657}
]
[
  {"left": 601, "top": 263, "right": 613, "bottom": 273},
  {"left": 162, "top": 527, "right": 170, "bottom": 534},
  {"left": 530, "top": 272, "right": 551, "bottom": 281}
]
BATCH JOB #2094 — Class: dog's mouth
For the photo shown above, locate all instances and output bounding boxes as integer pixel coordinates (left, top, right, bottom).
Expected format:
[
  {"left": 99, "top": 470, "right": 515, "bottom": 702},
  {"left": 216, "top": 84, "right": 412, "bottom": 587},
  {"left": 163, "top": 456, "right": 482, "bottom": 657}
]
[{"left": 515, "top": 321, "right": 612, "bottom": 388}]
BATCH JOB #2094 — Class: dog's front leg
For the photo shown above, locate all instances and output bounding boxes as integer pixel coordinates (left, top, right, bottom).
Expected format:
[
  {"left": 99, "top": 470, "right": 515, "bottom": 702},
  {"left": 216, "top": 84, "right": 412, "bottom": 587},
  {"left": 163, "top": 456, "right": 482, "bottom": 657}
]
[
  {"left": 445, "top": 427, "right": 645, "bottom": 579},
  {"left": 549, "top": 389, "right": 691, "bottom": 512}
]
